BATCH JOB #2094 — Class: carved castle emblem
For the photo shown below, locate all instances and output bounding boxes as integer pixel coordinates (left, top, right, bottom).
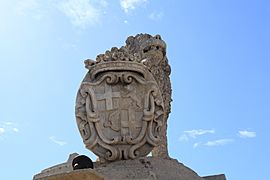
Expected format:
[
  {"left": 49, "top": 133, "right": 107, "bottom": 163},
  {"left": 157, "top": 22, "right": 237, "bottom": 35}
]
[{"left": 75, "top": 34, "right": 171, "bottom": 161}]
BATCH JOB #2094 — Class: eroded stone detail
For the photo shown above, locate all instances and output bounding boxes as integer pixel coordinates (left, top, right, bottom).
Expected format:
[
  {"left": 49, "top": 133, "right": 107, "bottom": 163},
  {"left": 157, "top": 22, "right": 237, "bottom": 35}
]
[
  {"left": 33, "top": 153, "right": 79, "bottom": 179},
  {"left": 76, "top": 34, "right": 171, "bottom": 161},
  {"left": 125, "top": 34, "right": 172, "bottom": 158},
  {"left": 33, "top": 33, "right": 227, "bottom": 180},
  {"left": 76, "top": 63, "right": 164, "bottom": 161}
]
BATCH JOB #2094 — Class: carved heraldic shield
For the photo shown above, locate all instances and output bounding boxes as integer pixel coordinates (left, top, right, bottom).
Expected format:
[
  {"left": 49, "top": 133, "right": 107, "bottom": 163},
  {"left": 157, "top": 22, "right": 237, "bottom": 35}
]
[
  {"left": 76, "top": 60, "right": 164, "bottom": 161},
  {"left": 76, "top": 34, "right": 171, "bottom": 161}
]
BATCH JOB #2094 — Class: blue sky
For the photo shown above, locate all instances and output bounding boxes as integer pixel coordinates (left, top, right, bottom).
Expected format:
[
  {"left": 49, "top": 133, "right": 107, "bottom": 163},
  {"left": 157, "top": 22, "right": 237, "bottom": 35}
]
[{"left": 0, "top": 0, "right": 270, "bottom": 179}]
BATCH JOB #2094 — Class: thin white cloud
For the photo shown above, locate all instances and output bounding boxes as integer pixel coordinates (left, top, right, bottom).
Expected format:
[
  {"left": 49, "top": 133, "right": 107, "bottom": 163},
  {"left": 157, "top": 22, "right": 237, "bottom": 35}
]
[
  {"left": 49, "top": 136, "right": 67, "bottom": 146},
  {"left": 148, "top": 11, "right": 164, "bottom": 21},
  {"left": 0, "top": 127, "right": 5, "bottom": 135},
  {"left": 120, "top": 0, "right": 148, "bottom": 13},
  {"left": 0, "top": 122, "right": 19, "bottom": 139},
  {"left": 204, "top": 138, "right": 234, "bottom": 147},
  {"left": 14, "top": 0, "right": 47, "bottom": 20},
  {"left": 61, "top": 42, "right": 78, "bottom": 50},
  {"left": 179, "top": 129, "right": 215, "bottom": 141},
  {"left": 193, "top": 142, "right": 200, "bottom": 148},
  {"left": 99, "top": 0, "right": 108, "bottom": 8},
  {"left": 4, "top": 122, "right": 14, "bottom": 125},
  {"left": 15, "top": 0, "right": 39, "bottom": 15},
  {"left": 238, "top": 130, "right": 256, "bottom": 138},
  {"left": 58, "top": 0, "right": 106, "bottom": 28},
  {"left": 13, "top": 128, "right": 19, "bottom": 133}
]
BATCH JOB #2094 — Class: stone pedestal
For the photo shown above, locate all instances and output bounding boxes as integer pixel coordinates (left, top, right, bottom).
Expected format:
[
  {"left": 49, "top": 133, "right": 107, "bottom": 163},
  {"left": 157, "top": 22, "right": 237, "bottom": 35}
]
[
  {"left": 203, "top": 174, "right": 226, "bottom": 180},
  {"left": 95, "top": 157, "right": 202, "bottom": 180},
  {"left": 33, "top": 155, "right": 226, "bottom": 180},
  {"left": 34, "top": 169, "right": 104, "bottom": 180},
  {"left": 94, "top": 157, "right": 226, "bottom": 180}
]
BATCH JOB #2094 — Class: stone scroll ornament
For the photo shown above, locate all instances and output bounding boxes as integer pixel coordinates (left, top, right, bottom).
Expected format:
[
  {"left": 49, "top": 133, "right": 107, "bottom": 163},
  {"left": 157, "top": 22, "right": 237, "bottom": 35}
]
[{"left": 75, "top": 34, "right": 172, "bottom": 162}]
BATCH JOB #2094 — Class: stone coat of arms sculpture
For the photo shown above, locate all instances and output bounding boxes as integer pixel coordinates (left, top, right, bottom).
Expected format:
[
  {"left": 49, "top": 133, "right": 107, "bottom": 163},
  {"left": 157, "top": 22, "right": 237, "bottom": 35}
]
[
  {"left": 34, "top": 33, "right": 226, "bottom": 180},
  {"left": 75, "top": 34, "right": 172, "bottom": 162}
]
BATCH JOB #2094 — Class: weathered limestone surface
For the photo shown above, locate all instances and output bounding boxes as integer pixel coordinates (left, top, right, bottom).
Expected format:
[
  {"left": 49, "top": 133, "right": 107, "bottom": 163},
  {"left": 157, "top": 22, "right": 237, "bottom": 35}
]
[
  {"left": 34, "top": 154, "right": 226, "bottom": 180},
  {"left": 203, "top": 174, "right": 226, "bottom": 180},
  {"left": 76, "top": 33, "right": 171, "bottom": 162},
  {"left": 36, "top": 169, "right": 104, "bottom": 180},
  {"left": 33, "top": 33, "right": 226, "bottom": 180},
  {"left": 95, "top": 157, "right": 204, "bottom": 180},
  {"left": 33, "top": 153, "right": 78, "bottom": 180},
  {"left": 125, "top": 34, "right": 172, "bottom": 158}
]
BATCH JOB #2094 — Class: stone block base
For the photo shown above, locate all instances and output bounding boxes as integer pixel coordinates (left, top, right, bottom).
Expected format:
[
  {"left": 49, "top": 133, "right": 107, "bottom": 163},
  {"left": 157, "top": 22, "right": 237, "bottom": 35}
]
[
  {"left": 34, "top": 155, "right": 226, "bottom": 180},
  {"left": 203, "top": 174, "right": 226, "bottom": 180},
  {"left": 34, "top": 169, "right": 104, "bottom": 180}
]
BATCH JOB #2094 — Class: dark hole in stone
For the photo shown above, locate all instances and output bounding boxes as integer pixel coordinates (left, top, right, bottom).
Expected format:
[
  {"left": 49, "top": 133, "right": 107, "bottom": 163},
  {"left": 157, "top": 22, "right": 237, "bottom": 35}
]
[
  {"left": 121, "top": 150, "right": 125, "bottom": 160},
  {"left": 72, "top": 155, "right": 93, "bottom": 170},
  {"left": 155, "top": 35, "right": 161, "bottom": 39}
]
